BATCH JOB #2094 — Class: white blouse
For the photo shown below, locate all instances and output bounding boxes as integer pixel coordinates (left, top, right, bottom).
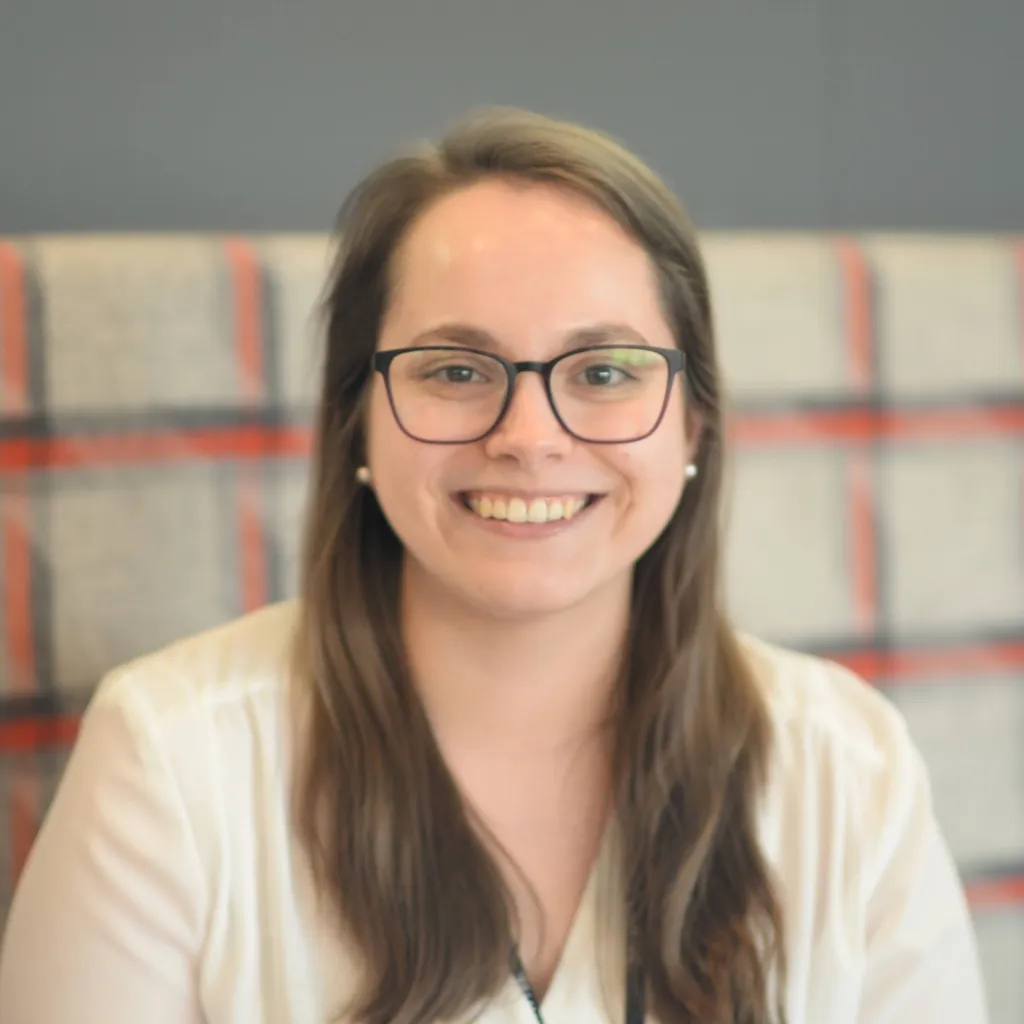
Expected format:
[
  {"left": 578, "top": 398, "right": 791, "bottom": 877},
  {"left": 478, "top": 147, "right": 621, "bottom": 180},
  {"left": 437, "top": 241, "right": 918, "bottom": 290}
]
[{"left": 0, "top": 602, "right": 989, "bottom": 1023}]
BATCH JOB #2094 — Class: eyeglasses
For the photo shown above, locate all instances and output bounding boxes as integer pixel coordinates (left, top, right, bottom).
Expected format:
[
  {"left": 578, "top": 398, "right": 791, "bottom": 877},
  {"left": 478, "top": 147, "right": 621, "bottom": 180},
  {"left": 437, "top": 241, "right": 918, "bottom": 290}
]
[{"left": 372, "top": 344, "right": 685, "bottom": 445}]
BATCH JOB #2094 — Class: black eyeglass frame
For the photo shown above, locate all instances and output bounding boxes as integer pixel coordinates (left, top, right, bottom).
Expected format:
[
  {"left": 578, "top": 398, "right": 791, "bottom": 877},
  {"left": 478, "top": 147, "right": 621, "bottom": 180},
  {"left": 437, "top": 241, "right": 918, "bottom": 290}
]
[{"left": 371, "top": 344, "right": 686, "bottom": 445}]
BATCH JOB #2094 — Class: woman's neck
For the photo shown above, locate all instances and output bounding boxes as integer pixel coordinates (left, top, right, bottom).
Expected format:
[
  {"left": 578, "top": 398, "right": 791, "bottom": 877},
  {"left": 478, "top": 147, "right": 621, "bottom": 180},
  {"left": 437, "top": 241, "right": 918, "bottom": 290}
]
[{"left": 401, "top": 560, "right": 631, "bottom": 758}]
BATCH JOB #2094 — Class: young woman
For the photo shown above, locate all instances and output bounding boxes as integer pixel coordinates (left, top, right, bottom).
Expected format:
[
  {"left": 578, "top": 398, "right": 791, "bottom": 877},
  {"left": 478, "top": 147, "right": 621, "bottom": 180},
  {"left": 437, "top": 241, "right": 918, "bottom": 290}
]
[{"left": 0, "top": 109, "right": 988, "bottom": 1023}]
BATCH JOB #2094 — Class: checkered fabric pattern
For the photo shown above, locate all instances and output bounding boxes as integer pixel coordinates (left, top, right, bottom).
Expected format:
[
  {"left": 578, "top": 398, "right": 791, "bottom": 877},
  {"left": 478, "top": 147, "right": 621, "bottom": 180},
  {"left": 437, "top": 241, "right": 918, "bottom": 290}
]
[{"left": 0, "top": 233, "right": 1021, "bottom": 1020}]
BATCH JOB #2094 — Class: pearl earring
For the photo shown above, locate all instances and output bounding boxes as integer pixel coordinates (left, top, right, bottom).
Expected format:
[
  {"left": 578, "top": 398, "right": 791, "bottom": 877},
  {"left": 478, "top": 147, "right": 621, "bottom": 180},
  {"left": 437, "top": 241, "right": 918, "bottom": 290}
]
[
  {"left": 685, "top": 462, "right": 698, "bottom": 479},
  {"left": 355, "top": 466, "right": 372, "bottom": 485}
]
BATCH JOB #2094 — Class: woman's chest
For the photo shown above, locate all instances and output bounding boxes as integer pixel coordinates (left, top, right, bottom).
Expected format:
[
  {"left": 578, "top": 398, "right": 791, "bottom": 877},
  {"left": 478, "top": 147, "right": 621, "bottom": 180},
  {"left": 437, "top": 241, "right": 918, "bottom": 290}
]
[{"left": 192, "top": 729, "right": 870, "bottom": 1023}]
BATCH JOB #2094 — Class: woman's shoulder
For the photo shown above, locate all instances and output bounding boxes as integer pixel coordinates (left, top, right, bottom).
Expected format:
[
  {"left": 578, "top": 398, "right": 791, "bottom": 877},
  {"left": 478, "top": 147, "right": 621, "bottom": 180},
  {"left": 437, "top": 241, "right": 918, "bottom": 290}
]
[
  {"left": 738, "top": 632, "right": 913, "bottom": 774},
  {"left": 75, "top": 601, "right": 304, "bottom": 877},
  {"left": 0, "top": 603, "right": 311, "bottom": 1022},
  {"left": 81, "top": 600, "right": 302, "bottom": 824},
  {"left": 91, "top": 599, "right": 300, "bottom": 727},
  {"left": 738, "top": 633, "right": 935, "bottom": 886}
]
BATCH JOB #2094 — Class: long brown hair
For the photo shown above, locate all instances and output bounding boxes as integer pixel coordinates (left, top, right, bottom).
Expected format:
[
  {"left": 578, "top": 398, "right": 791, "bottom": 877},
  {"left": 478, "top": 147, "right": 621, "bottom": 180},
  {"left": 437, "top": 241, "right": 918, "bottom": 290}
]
[{"left": 294, "top": 108, "right": 787, "bottom": 1023}]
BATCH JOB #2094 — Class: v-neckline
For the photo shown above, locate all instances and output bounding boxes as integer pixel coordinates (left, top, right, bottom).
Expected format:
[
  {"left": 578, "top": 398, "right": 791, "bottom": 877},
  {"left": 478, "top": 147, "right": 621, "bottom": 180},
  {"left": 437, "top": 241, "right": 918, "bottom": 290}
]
[{"left": 520, "top": 816, "right": 628, "bottom": 1021}]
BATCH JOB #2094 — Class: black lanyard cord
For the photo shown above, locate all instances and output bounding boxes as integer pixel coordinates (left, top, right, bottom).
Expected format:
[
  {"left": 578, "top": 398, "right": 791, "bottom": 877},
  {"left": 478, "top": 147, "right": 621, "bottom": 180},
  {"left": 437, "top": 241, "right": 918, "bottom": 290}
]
[
  {"left": 510, "top": 857, "right": 647, "bottom": 1021},
  {"left": 510, "top": 949, "right": 645, "bottom": 1024}
]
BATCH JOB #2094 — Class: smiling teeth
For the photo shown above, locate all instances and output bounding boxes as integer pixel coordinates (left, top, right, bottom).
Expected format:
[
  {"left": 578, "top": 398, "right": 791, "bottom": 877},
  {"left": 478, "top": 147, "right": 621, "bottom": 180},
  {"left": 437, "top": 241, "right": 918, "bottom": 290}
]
[{"left": 467, "top": 494, "right": 589, "bottom": 523}]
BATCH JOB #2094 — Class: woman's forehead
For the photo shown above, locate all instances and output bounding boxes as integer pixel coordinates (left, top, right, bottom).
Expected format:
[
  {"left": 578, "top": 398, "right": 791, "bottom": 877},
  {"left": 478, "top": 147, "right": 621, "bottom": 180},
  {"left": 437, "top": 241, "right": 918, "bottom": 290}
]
[
  {"left": 386, "top": 180, "right": 666, "bottom": 338},
  {"left": 398, "top": 180, "right": 634, "bottom": 266}
]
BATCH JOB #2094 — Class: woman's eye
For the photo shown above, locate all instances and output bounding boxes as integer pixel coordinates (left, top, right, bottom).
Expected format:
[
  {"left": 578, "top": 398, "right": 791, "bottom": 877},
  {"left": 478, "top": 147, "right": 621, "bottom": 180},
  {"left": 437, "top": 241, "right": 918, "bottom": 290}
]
[
  {"left": 436, "top": 365, "right": 482, "bottom": 383},
  {"left": 582, "top": 365, "right": 627, "bottom": 386}
]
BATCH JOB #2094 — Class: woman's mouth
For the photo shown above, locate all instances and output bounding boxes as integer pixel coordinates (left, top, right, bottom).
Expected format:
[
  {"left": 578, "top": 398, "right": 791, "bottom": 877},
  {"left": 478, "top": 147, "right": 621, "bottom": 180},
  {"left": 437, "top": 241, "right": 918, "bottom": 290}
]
[{"left": 459, "top": 492, "right": 600, "bottom": 524}]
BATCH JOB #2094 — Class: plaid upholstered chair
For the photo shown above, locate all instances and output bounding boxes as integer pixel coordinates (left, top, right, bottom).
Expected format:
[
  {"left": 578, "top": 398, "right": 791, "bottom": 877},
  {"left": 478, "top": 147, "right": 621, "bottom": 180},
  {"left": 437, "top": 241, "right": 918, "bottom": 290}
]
[{"left": 0, "top": 233, "right": 1021, "bottom": 1021}]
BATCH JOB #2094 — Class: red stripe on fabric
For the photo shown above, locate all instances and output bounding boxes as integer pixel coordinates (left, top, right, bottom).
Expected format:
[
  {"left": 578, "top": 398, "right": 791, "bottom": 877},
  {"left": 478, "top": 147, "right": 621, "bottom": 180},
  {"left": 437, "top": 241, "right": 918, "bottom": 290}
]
[
  {"left": 966, "top": 875, "right": 1024, "bottom": 910},
  {"left": 0, "top": 714, "right": 79, "bottom": 750},
  {"left": 238, "top": 466, "right": 268, "bottom": 613},
  {"left": 834, "top": 641, "right": 1024, "bottom": 683},
  {"left": 224, "top": 238, "right": 264, "bottom": 404},
  {"left": 0, "top": 241, "right": 28, "bottom": 414},
  {"left": 0, "top": 425, "right": 311, "bottom": 471},
  {"left": 835, "top": 237, "right": 873, "bottom": 391},
  {"left": 10, "top": 771, "right": 38, "bottom": 880},
  {"left": 1, "top": 406, "right": 1022, "bottom": 473},
  {"left": 2, "top": 486, "right": 35, "bottom": 695},
  {"left": 731, "top": 406, "right": 1024, "bottom": 445},
  {"left": 848, "top": 453, "right": 877, "bottom": 633}
]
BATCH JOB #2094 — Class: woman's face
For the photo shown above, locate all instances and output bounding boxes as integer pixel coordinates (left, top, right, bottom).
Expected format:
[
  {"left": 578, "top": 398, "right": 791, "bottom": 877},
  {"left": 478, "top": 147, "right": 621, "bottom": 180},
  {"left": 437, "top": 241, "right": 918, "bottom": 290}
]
[{"left": 366, "top": 179, "right": 699, "bottom": 620}]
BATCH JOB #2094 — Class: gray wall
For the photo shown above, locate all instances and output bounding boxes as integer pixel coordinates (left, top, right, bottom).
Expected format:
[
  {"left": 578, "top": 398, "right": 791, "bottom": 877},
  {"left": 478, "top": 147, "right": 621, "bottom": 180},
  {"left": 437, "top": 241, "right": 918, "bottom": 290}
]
[{"left": 1, "top": 0, "right": 1020, "bottom": 233}]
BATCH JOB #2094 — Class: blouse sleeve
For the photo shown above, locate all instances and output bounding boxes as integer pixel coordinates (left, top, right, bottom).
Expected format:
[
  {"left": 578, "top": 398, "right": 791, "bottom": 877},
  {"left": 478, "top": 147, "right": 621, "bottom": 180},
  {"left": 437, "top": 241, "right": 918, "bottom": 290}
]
[
  {"left": 856, "top": 722, "right": 990, "bottom": 1023},
  {"left": 0, "top": 677, "right": 207, "bottom": 1024}
]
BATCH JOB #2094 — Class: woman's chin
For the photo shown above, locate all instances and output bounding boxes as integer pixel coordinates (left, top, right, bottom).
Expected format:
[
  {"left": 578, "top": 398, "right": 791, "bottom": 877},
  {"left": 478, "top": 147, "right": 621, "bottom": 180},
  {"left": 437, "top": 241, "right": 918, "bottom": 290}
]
[
  {"left": 403, "top": 548, "right": 630, "bottom": 623},
  {"left": 456, "top": 565, "right": 621, "bottom": 623}
]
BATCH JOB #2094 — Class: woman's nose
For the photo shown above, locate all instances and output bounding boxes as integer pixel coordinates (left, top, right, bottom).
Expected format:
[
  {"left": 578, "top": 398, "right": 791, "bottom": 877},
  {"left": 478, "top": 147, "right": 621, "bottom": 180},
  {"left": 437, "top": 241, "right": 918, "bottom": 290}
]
[{"left": 482, "top": 371, "right": 572, "bottom": 461}]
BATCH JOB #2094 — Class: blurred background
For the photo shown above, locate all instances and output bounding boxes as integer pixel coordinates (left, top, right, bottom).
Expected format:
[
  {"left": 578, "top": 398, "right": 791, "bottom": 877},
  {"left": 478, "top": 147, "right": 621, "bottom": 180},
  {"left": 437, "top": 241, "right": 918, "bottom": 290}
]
[
  {"left": 1, "top": 1, "right": 1022, "bottom": 1020},
  {"left": 2, "top": 0, "right": 1022, "bottom": 232}
]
